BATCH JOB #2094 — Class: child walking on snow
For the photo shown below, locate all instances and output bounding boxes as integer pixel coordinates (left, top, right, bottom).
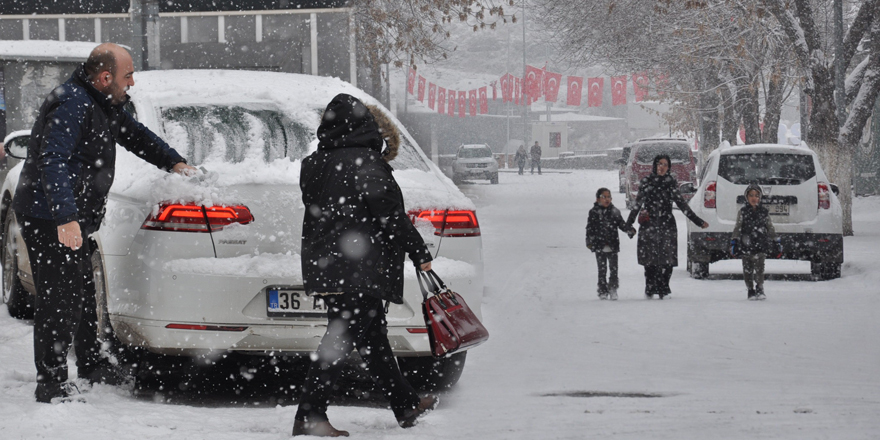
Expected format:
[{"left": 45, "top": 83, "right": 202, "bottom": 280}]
[
  {"left": 730, "top": 183, "right": 783, "bottom": 300},
  {"left": 586, "top": 188, "right": 636, "bottom": 300}
]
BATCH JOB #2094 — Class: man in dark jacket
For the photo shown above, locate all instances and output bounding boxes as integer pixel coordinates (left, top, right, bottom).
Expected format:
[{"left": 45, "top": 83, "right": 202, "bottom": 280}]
[
  {"left": 530, "top": 140, "right": 542, "bottom": 174},
  {"left": 12, "top": 43, "right": 195, "bottom": 403},
  {"left": 294, "top": 94, "right": 436, "bottom": 437}
]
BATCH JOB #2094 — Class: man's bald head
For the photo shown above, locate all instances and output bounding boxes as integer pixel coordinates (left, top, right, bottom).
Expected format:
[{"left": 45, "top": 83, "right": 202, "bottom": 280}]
[{"left": 84, "top": 43, "right": 131, "bottom": 79}]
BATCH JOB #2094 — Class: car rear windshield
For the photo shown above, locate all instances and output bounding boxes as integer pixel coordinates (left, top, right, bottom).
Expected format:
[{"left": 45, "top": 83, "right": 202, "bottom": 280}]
[
  {"left": 458, "top": 148, "right": 493, "bottom": 158},
  {"left": 718, "top": 153, "right": 816, "bottom": 185},
  {"left": 634, "top": 143, "right": 690, "bottom": 164},
  {"left": 161, "top": 105, "right": 311, "bottom": 165}
]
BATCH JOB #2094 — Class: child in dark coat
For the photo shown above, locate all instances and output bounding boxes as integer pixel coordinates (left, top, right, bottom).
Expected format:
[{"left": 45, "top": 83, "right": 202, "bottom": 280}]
[
  {"left": 586, "top": 188, "right": 636, "bottom": 300},
  {"left": 731, "top": 183, "right": 783, "bottom": 300}
]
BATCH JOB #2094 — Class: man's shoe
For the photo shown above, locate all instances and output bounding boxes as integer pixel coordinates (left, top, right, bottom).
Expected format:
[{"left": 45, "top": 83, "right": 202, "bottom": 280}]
[
  {"left": 35, "top": 382, "right": 84, "bottom": 404},
  {"left": 292, "top": 420, "right": 349, "bottom": 437},
  {"left": 748, "top": 289, "right": 757, "bottom": 300},
  {"left": 598, "top": 292, "right": 608, "bottom": 300},
  {"left": 397, "top": 395, "right": 439, "bottom": 428}
]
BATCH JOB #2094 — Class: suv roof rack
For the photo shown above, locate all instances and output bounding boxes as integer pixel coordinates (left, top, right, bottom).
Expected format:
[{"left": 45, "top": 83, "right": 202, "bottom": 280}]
[{"left": 635, "top": 137, "right": 689, "bottom": 143}]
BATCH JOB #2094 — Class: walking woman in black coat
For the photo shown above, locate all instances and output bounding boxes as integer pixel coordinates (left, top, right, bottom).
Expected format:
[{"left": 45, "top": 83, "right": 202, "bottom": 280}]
[
  {"left": 294, "top": 94, "right": 437, "bottom": 436},
  {"left": 625, "top": 155, "right": 708, "bottom": 299}
]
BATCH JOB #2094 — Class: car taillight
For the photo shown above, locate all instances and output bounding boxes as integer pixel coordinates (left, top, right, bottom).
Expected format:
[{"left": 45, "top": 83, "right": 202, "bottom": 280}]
[
  {"left": 704, "top": 181, "right": 716, "bottom": 208},
  {"left": 409, "top": 209, "right": 481, "bottom": 237},
  {"left": 142, "top": 203, "right": 254, "bottom": 232},
  {"left": 818, "top": 183, "right": 830, "bottom": 209}
]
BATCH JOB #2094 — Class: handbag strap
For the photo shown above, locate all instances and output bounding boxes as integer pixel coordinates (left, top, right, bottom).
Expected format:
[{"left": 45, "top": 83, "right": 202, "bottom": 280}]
[{"left": 415, "top": 269, "right": 460, "bottom": 308}]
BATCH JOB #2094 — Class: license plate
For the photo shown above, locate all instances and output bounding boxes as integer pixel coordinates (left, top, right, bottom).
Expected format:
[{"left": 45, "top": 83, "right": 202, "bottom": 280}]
[
  {"left": 266, "top": 288, "right": 328, "bottom": 317},
  {"left": 768, "top": 203, "right": 790, "bottom": 216}
]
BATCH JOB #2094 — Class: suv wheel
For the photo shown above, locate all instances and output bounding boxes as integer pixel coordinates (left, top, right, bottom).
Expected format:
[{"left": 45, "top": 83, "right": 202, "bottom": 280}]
[
  {"left": 811, "top": 261, "right": 841, "bottom": 281},
  {"left": 2, "top": 211, "right": 33, "bottom": 319},
  {"left": 397, "top": 351, "right": 467, "bottom": 392},
  {"left": 688, "top": 258, "right": 709, "bottom": 279},
  {"left": 490, "top": 173, "right": 499, "bottom": 184},
  {"left": 452, "top": 173, "right": 462, "bottom": 184}
]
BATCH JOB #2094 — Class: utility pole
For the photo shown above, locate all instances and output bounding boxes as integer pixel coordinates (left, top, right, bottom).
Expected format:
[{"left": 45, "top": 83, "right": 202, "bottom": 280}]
[
  {"left": 521, "top": 0, "right": 529, "bottom": 149},
  {"left": 129, "top": 0, "right": 161, "bottom": 70}
]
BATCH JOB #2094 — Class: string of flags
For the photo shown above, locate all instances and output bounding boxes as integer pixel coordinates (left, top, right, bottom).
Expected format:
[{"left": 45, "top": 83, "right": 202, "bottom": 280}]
[{"left": 407, "top": 66, "right": 667, "bottom": 117}]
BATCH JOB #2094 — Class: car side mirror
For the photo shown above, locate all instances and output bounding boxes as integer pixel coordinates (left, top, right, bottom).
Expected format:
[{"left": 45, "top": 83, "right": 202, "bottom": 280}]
[
  {"left": 4, "top": 134, "right": 29, "bottom": 160},
  {"left": 679, "top": 182, "right": 696, "bottom": 195},
  {"left": 829, "top": 183, "right": 839, "bottom": 196},
  {"left": 614, "top": 158, "right": 626, "bottom": 166}
]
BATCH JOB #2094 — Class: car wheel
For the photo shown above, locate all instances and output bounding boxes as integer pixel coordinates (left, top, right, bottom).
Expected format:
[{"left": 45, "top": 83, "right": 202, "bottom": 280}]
[
  {"left": 811, "top": 261, "right": 841, "bottom": 281},
  {"left": 397, "top": 351, "right": 467, "bottom": 392},
  {"left": 490, "top": 173, "right": 499, "bottom": 184},
  {"left": 91, "top": 247, "right": 140, "bottom": 367},
  {"left": 688, "top": 259, "right": 709, "bottom": 279},
  {"left": 452, "top": 173, "right": 462, "bottom": 184},
  {"left": 2, "top": 211, "right": 33, "bottom": 319}
]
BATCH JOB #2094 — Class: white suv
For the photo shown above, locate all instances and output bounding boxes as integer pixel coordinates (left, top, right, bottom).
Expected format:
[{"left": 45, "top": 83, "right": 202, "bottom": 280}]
[
  {"left": 686, "top": 143, "right": 843, "bottom": 280},
  {"left": 452, "top": 144, "right": 499, "bottom": 184}
]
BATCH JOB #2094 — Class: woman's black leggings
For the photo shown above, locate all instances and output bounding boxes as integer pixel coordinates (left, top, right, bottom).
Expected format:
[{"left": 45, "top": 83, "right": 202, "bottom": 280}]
[{"left": 644, "top": 265, "right": 673, "bottom": 296}]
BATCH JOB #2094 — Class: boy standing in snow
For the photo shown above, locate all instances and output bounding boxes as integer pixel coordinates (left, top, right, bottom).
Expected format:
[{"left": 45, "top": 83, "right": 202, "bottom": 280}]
[
  {"left": 586, "top": 188, "right": 636, "bottom": 300},
  {"left": 730, "top": 184, "right": 783, "bottom": 300}
]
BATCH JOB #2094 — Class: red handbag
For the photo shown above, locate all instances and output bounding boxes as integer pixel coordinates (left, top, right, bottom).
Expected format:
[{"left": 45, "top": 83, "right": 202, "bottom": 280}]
[
  {"left": 637, "top": 209, "right": 650, "bottom": 225},
  {"left": 416, "top": 269, "right": 489, "bottom": 358}
]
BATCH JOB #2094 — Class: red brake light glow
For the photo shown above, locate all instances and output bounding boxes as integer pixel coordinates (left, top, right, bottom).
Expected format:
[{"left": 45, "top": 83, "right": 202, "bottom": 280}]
[
  {"left": 142, "top": 203, "right": 254, "bottom": 232},
  {"left": 409, "top": 209, "right": 481, "bottom": 237},
  {"left": 818, "top": 183, "right": 830, "bottom": 209},
  {"left": 704, "top": 181, "right": 716, "bottom": 209}
]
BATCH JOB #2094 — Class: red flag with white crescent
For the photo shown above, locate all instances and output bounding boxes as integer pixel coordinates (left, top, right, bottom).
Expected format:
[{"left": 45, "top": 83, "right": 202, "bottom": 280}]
[
  {"left": 447, "top": 90, "right": 456, "bottom": 117},
  {"left": 632, "top": 72, "right": 648, "bottom": 102},
  {"left": 525, "top": 65, "right": 544, "bottom": 102},
  {"left": 407, "top": 68, "right": 416, "bottom": 95},
  {"left": 543, "top": 71, "right": 563, "bottom": 102},
  {"left": 438, "top": 87, "right": 446, "bottom": 114},
  {"left": 611, "top": 75, "right": 627, "bottom": 106},
  {"left": 428, "top": 83, "right": 437, "bottom": 110},
  {"left": 458, "top": 91, "right": 467, "bottom": 118},
  {"left": 656, "top": 72, "right": 669, "bottom": 96},
  {"left": 500, "top": 74, "right": 511, "bottom": 102},
  {"left": 566, "top": 76, "right": 584, "bottom": 106},
  {"left": 468, "top": 90, "right": 477, "bottom": 116},
  {"left": 587, "top": 77, "right": 603, "bottom": 107},
  {"left": 417, "top": 76, "right": 426, "bottom": 102},
  {"left": 479, "top": 87, "right": 488, "bottom": 114}
]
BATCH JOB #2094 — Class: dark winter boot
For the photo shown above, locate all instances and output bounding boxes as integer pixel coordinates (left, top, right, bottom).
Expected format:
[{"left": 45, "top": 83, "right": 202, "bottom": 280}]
[
  {"left": 35, "top": 382, "right": 84, "bottom": 404},
  {"left": 756, "top": 285, "right": 766, "bottom": 300},
  {"left": 292, "top": 420, "right": 349, "bottom": 437},
  {"left": 397, "top": 395, "right": 439, "bottom": 428},
  {"left": 747, "top": 289, "right": 757, "bottom": 300}
]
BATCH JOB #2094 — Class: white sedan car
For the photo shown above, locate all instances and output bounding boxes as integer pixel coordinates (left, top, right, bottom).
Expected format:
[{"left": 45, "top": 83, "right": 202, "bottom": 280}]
[{"left": 1, "top": 70, "right": 484, "bottom": 390}]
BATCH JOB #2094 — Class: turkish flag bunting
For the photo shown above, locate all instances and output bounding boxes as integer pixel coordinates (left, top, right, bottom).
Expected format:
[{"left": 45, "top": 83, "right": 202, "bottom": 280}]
[
  {"left": 525, "top": 65, "right": 544, "bottom": 102},
  {"left": 479, "top": 87, "right": 488, "bottom": 114},
  {"left": 417, "top": 76, "right": 426, "bottom": 102},
  {"left": 514, "top": 77, "right": 521, "bottom": 105},
  {"left": 587, "top": 77, "right": 603, "bottom": 107},
  {"left": 632, "top": 72, "right": 649, "bottom": 102},
  {"left": 438, "top": 87, "right": 446, "bottom": 114},
  {"left": 469, "top": 90, "right": 477, "bottom": 116},
  {"left": 458, "top": 91, "right": 467, "bottom": 118},
  {"left": 447, "top": 90, "right": 456, "bottom": 117},
  {"left": 543, "top": 71, "right": 563, "bottom": 102},
  {"left": 611, "top": 75, "right": 627, "bottom": 106},
  {"left": 566, "top": 76, "right": 584, "bottom": 106},
  {"left": 407, "top": 68, "right": 416, "bottom": 95},
  {"left": 655, "top": 72, "right": 669, "bottom": 96},
  {"left": 500, "top": 74, "right": 511, "bottom": 102},
  {"left": 428, "top": 83, "right": 437, "bottom": 110}
]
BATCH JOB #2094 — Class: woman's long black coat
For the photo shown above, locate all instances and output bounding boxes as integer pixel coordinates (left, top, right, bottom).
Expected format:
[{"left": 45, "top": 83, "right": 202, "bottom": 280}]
[
  {"left": 300, "top": 94, "right": 432, "bottom": 303},
  {"left": 625, "top": 173, "right": 705, "bottom": 267}
]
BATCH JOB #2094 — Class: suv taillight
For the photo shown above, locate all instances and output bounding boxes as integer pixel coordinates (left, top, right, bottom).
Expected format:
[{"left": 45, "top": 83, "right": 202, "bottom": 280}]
[
  {"left": 704, "top": 181, "right": 716, "bottom": 208},
  {"left": 142, "top": 203, "right": 254, "bottom": 232},
  {"left": 817, "top": 183, "right": 830, "bottom": 209},
  {"left": 409, "top": 209, "right": 481, "bottom": 237}
]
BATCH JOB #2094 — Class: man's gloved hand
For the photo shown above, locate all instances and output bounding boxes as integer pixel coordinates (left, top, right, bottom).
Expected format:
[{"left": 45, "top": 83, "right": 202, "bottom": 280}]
[
  {"left": 729, "top": 239, "right": 737, "bottom": 257},
  {"left": 627, "top": 229, "right": 636, "bottom": 239}
]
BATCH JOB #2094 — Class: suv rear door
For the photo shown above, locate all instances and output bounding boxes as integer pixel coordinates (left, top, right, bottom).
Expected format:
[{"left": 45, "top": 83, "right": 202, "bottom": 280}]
[{"left": 715, "top": 151, "right": 818, "bottom": 224}]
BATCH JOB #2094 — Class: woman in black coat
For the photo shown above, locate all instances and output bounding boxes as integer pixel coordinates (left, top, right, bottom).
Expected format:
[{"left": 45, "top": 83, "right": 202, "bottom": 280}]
[
  {"left": 625, "top": 155, "right": 708, "bottom": 299},
  {"left": 294, "top": 94, "right": 437, "bottom": 436}
]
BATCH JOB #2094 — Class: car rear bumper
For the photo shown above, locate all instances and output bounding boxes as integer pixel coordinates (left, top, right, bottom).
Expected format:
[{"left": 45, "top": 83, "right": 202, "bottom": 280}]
[{"left": 688, "top": 232, "right": 843, "bottom": 263}]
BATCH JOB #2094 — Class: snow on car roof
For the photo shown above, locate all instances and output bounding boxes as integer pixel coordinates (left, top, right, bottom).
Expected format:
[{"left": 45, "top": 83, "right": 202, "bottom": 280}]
[
  {"left": 113, "top": 70, "right": 474, "bottom": 211},
  {"left": 716, "top": 143, "right": 816, "bottom": 156}
]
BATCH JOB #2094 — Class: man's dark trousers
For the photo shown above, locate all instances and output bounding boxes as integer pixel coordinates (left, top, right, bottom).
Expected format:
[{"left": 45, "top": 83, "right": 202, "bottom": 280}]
[
  {"left": 295, "top": 292, "right": 419, "bottom": 422},
  {"left": 20, "top": 215, "right": 102, "bottom": 384}
]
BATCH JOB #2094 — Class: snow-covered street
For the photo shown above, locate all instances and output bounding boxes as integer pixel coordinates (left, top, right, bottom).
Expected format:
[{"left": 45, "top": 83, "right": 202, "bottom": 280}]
[{"left": 1, "top": 169, "right": 879, "bottom": 439}]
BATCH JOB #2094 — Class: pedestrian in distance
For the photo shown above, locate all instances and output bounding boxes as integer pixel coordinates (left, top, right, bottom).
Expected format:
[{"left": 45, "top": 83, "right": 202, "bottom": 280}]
[
  {"left": 730, "top": 183, "right": 783, "bottom": 300},
  {"left": 530, "top": 140, "right": 542, "bottom": 174},
  {"left": 586, "top": 188, "right": 636, "bottom": 300},
  {"left": 514, "top": 145, "right": 528, "bottom": 175},
  {"left": 12, "top": 43, "right": 197, "bottom": 404},
  {"left": 624, "top": 155, "right": 708, "bottom": 299},
  {"left": 294, "top": 94, "right": 438, "bottom": 437}
]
